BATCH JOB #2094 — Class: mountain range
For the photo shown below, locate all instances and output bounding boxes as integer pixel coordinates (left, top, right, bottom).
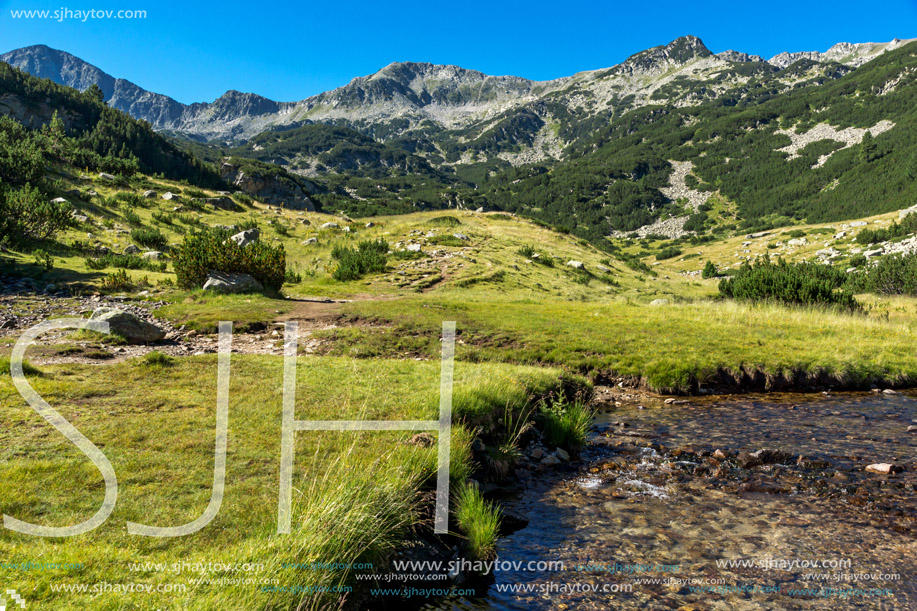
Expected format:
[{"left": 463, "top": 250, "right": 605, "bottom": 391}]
[
  {"left": 3, "top": 35, "right": 917, "bottom": 246},
  {"left": 2, "top": 37, "right": 912, "bottom": 144}
]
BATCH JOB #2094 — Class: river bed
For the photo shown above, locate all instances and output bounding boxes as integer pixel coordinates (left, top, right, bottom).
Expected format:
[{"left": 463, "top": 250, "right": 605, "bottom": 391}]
[{"left": 424, "top": 391, "right": 917, "bottom": 610}]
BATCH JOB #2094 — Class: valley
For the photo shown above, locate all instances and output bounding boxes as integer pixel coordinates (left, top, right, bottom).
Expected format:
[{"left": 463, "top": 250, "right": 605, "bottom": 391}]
[{"left": 1, "top": 29, "right": 917, "bottom": 611}]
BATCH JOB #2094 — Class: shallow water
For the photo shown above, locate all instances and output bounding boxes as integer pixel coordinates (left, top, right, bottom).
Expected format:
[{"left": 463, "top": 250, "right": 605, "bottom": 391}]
[{"left": 425, "top": 392, "right": 917, "bottom": 610}]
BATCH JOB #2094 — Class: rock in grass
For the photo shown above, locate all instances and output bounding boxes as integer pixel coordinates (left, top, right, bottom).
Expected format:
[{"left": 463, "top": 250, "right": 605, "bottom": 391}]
[
  {"left": 202, "top": 272, "right": 263, "bottom": 294},
  {"left": 90, "top": 307, "right": 165, "bottom": 344},
  {"left": 302, "top": 238, "right": 318, "bottom": 245},
  {"left": 143, "top": 190, "right": 157, "bottom": 198},
  {"left": 320, "top": 222, "right": 339, "bottom": 230},
  {"left": 650, "top": 299, "right": 669, "bottom": 306},
  {"left": 123, "top": 244, "right": 140, "bottom": 254},
  {"left": 567, "top": 260, "right": 584, "bottom": 269},
  {"left": 555, "top": 448, "right": 570, "bottom": 462},
  {"left": 865, "top": 463, "right": 904, "bottom": 474},
  {"left": 98, "top": 172, "right": 116, "bottom": 181}
]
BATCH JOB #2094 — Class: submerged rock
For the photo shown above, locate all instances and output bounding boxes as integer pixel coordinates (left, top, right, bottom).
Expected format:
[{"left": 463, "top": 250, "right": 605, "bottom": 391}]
[{"left": 865, "top": 463, "right": 904, "bottom": 474}]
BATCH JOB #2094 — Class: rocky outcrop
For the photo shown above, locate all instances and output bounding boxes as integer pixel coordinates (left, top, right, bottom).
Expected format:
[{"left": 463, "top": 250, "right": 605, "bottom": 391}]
[
  {"left": 219, "top": 161, "right": 315, "bottom": 211},
  {"left": 768, "top": 39, "right": 916, "bottom": 69}
]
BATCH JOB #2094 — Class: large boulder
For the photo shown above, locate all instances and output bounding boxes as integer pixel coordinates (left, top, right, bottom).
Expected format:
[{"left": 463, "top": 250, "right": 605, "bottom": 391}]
[
  {"left": 202, "top": 272, "right": 263, "bottom": 294},
  {"left": 124, "top": 244, "right": 140, "bottom": 254},
  {"left": 89, "top": 307, "right": 166, "bottom": 344},
  {"left": 230, "top": 228, "right": 259, "bottom": 247}
]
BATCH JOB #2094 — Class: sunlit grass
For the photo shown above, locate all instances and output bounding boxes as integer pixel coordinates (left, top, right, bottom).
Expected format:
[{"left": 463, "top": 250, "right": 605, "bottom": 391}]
[{"left": 0, "top": 354, "right": 576, "bottom": 609}]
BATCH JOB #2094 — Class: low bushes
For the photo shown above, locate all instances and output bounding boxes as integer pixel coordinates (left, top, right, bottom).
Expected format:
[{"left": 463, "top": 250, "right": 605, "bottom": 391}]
[
  {"left": 656, "top": 246, "right": 683, "bottom": 260},
  {"left": 853, "top": 253, "right": 917, "bottom": 295},
  {"left": 719, "top": 257, "right": 858, "bottom": 310},
  {"left": 0, "top": 184, "right": 72, "bottom": 244},
  {"left": 130, "top": 227, "right": 167, "bottom": 250},
  {"left": 330, "top": 238, "right": 388, "bottom": 281},
  {"left": 172, "top": 228, "right": 286, "bottom": 291}
]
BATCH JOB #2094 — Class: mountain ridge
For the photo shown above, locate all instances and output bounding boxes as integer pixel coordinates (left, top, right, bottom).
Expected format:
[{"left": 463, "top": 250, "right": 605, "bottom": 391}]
[{"left": 3, "top": 35, "right": 912, "bottom": 143}]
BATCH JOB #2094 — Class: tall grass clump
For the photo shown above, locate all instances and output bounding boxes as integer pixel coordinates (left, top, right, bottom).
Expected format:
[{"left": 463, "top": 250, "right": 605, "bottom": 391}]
[
  {"left": 538, "top": 395, "right": 593, "bottom": 452},
  {"left": 139, "top": 351, "right": 175, "bottom": 369},
  {"left": 224, "top": 446, "right": 423, "bottom": 610},
  {"left": 330, "top": 238, "right": 388, "bottom": 281},
  {"left": 0, "top": 355, "right": 42, "bottom": 377},
  {"left": 453, "top": 483, "right": 501, "bottom": 561}
]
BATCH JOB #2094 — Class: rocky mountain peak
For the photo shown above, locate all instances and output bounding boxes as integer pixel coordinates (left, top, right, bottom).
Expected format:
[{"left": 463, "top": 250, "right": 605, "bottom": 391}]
[
  {"left": 1, "top": 44, "right": 116, "bottom": 98},
  {"left": 613, "top": 35, "right": 713, "bottom": 76},
  {"left": 208, "top": 90, "right": 281, "bottom": 117}
]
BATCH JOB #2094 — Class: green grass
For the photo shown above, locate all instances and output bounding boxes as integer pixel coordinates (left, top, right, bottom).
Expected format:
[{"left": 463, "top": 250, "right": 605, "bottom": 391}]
[
  {"left": 453, "top": 483, "right": 501, "bottom": 561},
  {"left": 324, "top": 293, "right": 917, "bottom": 392},
  {"left": 154, "top": 292, "right": 294, "bottom": 333},
  {"left": 538, "top": 397, "right": 593, "bottom": 452},
  {"left": 0, "top": 355, "right": 575, "bottom": 610},
  {"left": 0, "top": 355, "right": 42, "bottom": 377}
]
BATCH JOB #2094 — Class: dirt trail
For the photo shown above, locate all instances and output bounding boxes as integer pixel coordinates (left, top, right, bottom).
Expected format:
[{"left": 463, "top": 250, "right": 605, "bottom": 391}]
[{"left": 0, "top": 293, "right": 388, "bottom": 366}]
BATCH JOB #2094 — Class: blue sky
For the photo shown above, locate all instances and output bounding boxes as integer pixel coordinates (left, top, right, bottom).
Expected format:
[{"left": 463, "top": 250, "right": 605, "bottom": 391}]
[{"left": 1, "top": 0, "right": 915, "bottom": 104}]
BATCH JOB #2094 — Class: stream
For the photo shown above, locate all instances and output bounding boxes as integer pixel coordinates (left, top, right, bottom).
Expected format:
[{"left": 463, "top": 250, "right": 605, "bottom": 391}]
[{"left": 424, "top": 390, "right": 917, "bottom": 610}]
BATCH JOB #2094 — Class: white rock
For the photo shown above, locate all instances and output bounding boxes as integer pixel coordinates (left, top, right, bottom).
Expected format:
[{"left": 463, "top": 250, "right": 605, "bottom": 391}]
[
  {"left": 202, "top": 272, "right": 263, "bottom": 294},
  {"left": 230, "top": 229, "right": 259, "bottom": 247}
]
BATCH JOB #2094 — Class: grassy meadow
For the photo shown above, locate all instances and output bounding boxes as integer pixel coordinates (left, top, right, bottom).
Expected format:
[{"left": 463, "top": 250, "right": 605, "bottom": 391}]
[
  {"left": 0, "top": 355, "right": 580, "bottom": 609},
  {"left": 4, "top": 170, "right": 917, "bottom": 609}
]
